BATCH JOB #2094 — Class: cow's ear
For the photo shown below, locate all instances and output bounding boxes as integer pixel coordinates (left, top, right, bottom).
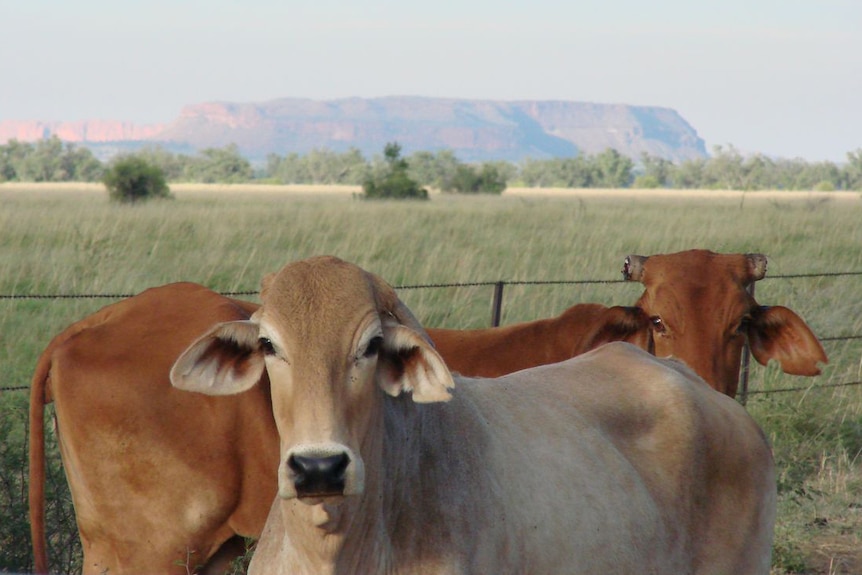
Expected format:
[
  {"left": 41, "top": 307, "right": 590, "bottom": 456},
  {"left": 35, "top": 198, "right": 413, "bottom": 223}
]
[
  {"left": 584, "top": 306, "right": 652, "bottom": 352},
  {"left": 377, "top": 322, "right": 455, "bottom": 403},
  {"left": 367, "top": 270, "right": 454, "bottom": 402},
  {"left": 748, "top": 306, "right": 828, "bottom": 376},
  {"left": 170, "top": 320, "right": 265, "bottom": 395}
]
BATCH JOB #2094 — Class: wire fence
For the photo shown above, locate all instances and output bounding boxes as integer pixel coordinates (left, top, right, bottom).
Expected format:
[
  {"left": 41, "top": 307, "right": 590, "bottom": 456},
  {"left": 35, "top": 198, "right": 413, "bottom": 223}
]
[{"left": 2, "top": 271, "right": 861, "bottom": 398}]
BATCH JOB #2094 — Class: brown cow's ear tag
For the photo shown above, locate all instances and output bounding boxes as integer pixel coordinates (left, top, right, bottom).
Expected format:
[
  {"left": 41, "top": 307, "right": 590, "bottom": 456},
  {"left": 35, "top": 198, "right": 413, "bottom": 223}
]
[
  {"left": 745, "top": 253, "right": 768, "bottom": 282},
  {"left": 622, "top": 255, "right": 647, "bottom": 282}
]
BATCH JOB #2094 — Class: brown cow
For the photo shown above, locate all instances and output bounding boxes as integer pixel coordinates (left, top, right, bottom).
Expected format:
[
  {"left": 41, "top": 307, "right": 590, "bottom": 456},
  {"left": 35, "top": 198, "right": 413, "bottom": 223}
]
[
  {"left": 426, "top": 303, "right": 650, "bottom": 377},
  {"left": 29, "top": 283, "right": 280, "bottom": 575},
  {"left": 171, "top": 256, "right": 776, "bottom": 575},
  {"left": 29, "top": 285, "right": 650, "bottom": 573},
  {"left": 623, "top": 249, "right": 828, "bottom": 397}
]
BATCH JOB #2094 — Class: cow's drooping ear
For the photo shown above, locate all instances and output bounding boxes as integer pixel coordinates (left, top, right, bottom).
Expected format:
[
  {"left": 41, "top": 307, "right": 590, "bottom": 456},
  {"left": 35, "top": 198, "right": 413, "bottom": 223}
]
[
  {"left": 584, "top": 306, "right": 653, "bottom": 352},
  {"left": 747, "top": 306, "right": 828, "bottom": 376},
  {"left": 377, "top": 321, "right": 455, "bottom": 403},
  {"left": 170, "top": 320, "right": 265, "bottom": 396},
  {"left": 367, "top": 270, "right": 454, "bottom": 402},
  {"left": 745, "top": 253, "right": 768, "bottom": 283},
  {"left": 622, "top": 255, "right": 648, "bottom": 282}
]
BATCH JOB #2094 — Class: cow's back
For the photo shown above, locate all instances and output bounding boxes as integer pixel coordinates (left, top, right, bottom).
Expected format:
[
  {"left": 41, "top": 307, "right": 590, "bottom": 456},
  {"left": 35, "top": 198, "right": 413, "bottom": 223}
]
[
  {"left": 466, "top": 342, "right": 775, "bottom": 574},
  {"left": 445, "top": 374, "right": 679, "bottom": 573},
  {"left": 40, "top": 283, "right": 279, "bottom": 574},
  {"left": 446, "top": 344, "right": 775, "bottom": 575}
]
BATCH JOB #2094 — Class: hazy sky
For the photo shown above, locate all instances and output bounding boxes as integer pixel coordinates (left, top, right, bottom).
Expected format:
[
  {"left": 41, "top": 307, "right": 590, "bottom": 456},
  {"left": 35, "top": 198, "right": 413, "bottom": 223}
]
[{"left": 2, "top": 0, "right": 859, "bottom": 161}]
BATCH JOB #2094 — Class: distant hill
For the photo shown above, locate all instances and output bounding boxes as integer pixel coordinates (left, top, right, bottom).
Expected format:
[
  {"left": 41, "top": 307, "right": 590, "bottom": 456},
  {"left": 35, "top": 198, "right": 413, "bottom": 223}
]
[{"left": 0, "top": 96, "right": 707, "bottom": 162}]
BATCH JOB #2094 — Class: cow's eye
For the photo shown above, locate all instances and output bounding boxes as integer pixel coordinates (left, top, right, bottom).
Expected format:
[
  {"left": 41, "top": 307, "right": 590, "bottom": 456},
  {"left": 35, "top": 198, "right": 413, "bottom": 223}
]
[
  {"left": 735, "top": 316, "right": 752, "bottom": 335},
  {"left": 363, "top": 336, "right": 383, "bottom": 358},
  {"left": 650, "top": 316, "right": 666, "bottom": 334},
  {"left": 259, "top": 337, "right": 276, "bottom": 355}
]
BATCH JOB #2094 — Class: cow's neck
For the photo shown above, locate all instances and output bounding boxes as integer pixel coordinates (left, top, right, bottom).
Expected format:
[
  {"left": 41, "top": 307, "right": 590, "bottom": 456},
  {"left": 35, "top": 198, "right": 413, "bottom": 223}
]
[
  {"left": 273, "top": 498, "right": 389, "bottom": 575},
  {"left": 377, "top": 393, "right": 503, "bottom": 569},
  {"left": 275, "top": 399, "right": 393, "bottom": 575},
  {"left": 275, "top": 392, "right": 496, "bottom": 574}
]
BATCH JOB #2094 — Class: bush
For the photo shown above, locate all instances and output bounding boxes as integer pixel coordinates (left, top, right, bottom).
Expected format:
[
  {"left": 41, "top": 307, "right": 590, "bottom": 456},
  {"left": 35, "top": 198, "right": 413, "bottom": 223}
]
[
  {"left": 445, "top": 163, "right": 506, "bottom": 194},
  {"left": 184, "top": 145, "right": 253, "bottom": 183},
  {"left": 632, "top": 174, "right": 662, "bottom": 189},
  {"left": 361, "top": 143, "right": 428, "bottom": 200},
  {"left": 103, "top": 157, "right": 172, "bottom": 203},
  {"left": 363, "top": 171, "right": 428, "bottom": 200}
]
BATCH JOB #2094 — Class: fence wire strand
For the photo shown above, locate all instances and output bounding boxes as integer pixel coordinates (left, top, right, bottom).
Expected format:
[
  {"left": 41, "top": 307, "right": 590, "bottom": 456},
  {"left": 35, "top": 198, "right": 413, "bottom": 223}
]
[
  {"left": 3, "top": 270, "right": 861, "bottom": 395},
  {"left": 3, "top": 270, "right": 862, "bottom": 300},
  {"left": 748, "top": 380, "right": 862, "bottom": 396}
]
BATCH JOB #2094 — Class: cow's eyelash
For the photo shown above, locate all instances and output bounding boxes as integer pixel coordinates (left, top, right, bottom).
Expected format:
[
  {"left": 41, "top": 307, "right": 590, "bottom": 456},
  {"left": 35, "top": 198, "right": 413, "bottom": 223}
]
[
  {"left": 259, "top": 337, "right": 276, "bottom": 355},
  {"left": 362, "top": 336, "right": 383, "bottom": 358}
]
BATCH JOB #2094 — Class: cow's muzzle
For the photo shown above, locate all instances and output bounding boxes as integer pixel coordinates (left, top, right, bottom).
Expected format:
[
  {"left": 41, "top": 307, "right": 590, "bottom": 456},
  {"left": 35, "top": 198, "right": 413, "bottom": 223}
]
[{"left": 288, "top": 452, "right": 350, "bottom": 498}]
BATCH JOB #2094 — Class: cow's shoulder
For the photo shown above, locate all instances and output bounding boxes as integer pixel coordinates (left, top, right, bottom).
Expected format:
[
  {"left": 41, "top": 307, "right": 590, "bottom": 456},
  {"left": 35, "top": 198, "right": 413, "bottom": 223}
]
[
  {"left": 47, "top": 282, "right": 256, "bottom": 397},
  {"left": 574, "top": 343, "right": 758, "bottom": 437},
  {"left": 540, "top": 343, "right": 769, "bottom": 497}
]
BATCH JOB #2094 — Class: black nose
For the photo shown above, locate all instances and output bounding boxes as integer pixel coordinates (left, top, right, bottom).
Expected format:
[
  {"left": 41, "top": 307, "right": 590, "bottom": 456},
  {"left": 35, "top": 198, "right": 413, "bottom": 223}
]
[{"left": 288, "top": 453, "right": 350, "bottom": 497}]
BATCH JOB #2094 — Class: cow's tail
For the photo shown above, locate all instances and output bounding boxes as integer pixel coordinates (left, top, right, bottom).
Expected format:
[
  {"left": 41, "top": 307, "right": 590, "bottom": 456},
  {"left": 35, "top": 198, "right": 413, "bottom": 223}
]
[
  {"left": 27, "top": 311, "right": 109, "bottom": 574},
  {"left": 28, "top": 317, "right": 93, "bottom": 575},
  {"left": 28, "top": 342, "right": 53, "bottom": 575}
]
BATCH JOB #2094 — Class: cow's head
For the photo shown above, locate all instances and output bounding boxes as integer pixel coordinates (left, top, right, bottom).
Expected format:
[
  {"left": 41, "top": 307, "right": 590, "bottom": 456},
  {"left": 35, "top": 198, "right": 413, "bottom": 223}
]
[
  {"left": 622, "top": 249, "right": 827, "bottom": 397},
  {"left": 170, "top": 256, "right": 454, "bottom": 503}
]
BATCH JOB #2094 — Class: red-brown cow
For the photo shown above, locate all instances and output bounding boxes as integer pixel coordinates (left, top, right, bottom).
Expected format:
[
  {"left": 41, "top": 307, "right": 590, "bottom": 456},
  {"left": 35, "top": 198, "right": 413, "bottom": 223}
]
[
  {"left": 623, "top": 249, "right": 828, "bottom": 397},
  {"left": 29, "top": 283, "right": 279, "bottom": 575},
  {"left": 426, "top": 303, "right": 650, "bottom": 377}
]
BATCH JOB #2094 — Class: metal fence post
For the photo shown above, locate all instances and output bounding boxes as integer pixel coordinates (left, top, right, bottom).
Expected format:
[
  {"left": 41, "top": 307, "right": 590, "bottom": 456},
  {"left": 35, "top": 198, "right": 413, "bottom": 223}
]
[
  {"left": 738, "top": 282, "right": 755, "bottom": 405},
  {"left": 490, "top": 281, "right": 505, "bottom": 327}
]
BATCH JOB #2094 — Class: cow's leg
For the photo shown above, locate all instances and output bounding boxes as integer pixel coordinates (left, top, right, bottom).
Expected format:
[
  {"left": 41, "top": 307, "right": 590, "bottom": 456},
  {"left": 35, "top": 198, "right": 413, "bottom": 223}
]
[{"left": 199, "top": 536, "right": 251, "bottom": 575}]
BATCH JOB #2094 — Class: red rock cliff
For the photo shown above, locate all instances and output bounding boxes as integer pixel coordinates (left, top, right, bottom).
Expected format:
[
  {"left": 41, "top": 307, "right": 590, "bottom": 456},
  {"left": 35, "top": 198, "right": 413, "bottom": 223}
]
[{"left": 0, "top": 120, "right": 166, "bottom": 143}]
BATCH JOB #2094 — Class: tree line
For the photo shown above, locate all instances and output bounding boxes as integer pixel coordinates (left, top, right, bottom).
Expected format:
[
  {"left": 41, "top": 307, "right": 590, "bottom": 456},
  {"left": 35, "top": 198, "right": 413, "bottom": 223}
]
[{"left": 2, "top": 135, "right": 861, "bottom": 191}]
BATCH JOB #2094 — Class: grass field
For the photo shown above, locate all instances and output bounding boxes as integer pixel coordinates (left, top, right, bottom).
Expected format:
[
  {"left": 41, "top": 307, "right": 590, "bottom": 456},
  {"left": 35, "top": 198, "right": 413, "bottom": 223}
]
[{"left": 1, "top": 183, "right": 861, "bottom": 574}]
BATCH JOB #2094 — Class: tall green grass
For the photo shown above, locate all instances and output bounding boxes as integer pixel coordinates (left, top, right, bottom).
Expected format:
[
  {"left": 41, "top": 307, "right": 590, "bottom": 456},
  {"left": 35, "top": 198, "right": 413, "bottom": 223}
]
[{"left": 1, "top": 186, "right": 861, "bottom": 573}]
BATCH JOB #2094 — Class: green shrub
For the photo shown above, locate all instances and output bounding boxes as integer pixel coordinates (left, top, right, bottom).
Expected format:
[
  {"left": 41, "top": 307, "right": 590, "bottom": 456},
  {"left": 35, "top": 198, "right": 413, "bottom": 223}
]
[
  {"left": 445, "top": 163, "right": 506, "bottom": 194},
  {"left": 363, "top": 170, "right": 428, "bottom": 200},
  {"left": 103, "top": 156, "right": 172, "bottom": 203},
  {"left": 632, "top": 174, "right": 662, "bottom": 189},
  {"left": 361, "top": 143, "right": 428, "bottom": 200}
]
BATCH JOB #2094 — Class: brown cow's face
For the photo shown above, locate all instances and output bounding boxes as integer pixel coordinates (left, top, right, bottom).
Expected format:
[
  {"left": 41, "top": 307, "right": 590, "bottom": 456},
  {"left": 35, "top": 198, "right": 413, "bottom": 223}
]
[
  {"left": 626, "top": 251, "right": 760, "bottom": 396},
  {"left": 623, "top": 249, "right": 826, "bottom": 397}
]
